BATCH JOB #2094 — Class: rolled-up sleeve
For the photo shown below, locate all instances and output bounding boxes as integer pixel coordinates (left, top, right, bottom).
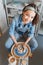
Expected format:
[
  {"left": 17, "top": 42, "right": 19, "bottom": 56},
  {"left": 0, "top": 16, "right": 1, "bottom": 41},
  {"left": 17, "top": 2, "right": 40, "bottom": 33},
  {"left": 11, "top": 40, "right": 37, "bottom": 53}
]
[
  {"left": 9, "top": 18, "right": 16, "bottom": 36},
  {"left": 28, "top": 25, "right": 35, "bottom": 38}
]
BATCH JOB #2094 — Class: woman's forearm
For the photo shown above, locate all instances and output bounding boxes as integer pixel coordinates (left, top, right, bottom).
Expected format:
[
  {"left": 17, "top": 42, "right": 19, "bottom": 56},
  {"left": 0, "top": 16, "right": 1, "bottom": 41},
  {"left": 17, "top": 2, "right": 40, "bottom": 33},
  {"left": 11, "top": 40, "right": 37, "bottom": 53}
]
[
  {"left": 25, "top": 37, "right": 31, "bottom": 44},
  {"left": 10, "top": 35, "right": 18, "bottom": 44}
]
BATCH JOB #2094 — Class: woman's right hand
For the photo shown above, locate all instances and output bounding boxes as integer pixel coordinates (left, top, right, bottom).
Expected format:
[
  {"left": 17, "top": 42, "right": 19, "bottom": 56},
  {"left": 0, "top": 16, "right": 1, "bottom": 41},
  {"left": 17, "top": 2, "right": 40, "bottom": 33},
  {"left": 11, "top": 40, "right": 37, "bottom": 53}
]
[{"left": 15, "top": 41, "right": 18, "bottom": 46}]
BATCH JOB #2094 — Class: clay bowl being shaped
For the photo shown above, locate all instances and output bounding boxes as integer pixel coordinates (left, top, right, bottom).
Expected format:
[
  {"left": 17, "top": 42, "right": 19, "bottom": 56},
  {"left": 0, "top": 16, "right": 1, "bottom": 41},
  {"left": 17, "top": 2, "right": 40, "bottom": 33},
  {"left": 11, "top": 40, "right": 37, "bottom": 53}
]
[{"left": 11, "top": 42, "right": 31, "bottom": 59}]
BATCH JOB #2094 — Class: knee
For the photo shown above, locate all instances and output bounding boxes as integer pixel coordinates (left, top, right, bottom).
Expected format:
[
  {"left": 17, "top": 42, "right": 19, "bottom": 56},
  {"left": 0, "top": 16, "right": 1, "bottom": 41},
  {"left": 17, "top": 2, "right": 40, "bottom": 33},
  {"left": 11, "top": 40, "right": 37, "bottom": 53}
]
[
  {"left": 5, "top": 37, "right": 13, "bottom": 49},
  {"left": 5, "top": 42, "right": 11, "bottom": 49},
  {"left": 34, "top": 41, "right": 38, "bottom": 49}
]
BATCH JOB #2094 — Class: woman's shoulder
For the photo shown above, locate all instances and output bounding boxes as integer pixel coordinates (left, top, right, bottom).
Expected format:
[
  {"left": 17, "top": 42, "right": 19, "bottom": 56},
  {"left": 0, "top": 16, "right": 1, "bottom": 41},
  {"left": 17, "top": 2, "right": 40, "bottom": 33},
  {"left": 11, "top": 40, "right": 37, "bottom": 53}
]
[{"left": 14, "top": 14, "right": 21, "bottom": 21}]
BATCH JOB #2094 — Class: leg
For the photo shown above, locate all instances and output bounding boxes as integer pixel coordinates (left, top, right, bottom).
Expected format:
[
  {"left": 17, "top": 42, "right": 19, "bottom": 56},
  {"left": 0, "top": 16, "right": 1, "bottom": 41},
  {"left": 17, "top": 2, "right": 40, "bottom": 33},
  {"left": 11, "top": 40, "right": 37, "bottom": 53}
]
[{"left": 28, "top": 37, "right": 38, "bottom": 52}]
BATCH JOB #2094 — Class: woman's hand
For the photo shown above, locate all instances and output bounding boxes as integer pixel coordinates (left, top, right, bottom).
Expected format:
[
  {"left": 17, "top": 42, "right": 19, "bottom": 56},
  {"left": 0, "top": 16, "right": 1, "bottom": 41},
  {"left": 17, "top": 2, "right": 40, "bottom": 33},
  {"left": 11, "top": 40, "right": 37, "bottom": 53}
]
[
  {"left": 15, "top": 41, "right": 18, "bottom": 44},
  {"left": 15, "top": 41, "right": 19, "bottom": 46},
  {"left": 23, "top": 42, "right": 27, "bottom": 47}
]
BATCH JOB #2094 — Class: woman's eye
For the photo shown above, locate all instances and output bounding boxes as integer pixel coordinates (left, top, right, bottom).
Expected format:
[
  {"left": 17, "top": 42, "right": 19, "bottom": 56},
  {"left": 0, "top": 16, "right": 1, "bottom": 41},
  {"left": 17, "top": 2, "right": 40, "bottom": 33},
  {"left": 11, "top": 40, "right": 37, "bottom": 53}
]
[
  {"left": 25, "top": 14, "right": 30, "bottom": 17},
  {"left": 27, "top": 14, "right": 30, "bottom": 17},
  {"left": 31, "top": 17, "right": 34, "bottom": 19},
  {"left": 28, "top": 15, "right": 30, "bottom": 17}
]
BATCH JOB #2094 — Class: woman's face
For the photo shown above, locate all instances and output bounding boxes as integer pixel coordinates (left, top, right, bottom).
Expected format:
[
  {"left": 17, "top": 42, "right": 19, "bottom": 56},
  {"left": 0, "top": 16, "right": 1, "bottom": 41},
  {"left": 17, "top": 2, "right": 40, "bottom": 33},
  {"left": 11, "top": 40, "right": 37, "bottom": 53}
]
[{"left": 22, "top": 10, "right": 36, "bottom": 23}]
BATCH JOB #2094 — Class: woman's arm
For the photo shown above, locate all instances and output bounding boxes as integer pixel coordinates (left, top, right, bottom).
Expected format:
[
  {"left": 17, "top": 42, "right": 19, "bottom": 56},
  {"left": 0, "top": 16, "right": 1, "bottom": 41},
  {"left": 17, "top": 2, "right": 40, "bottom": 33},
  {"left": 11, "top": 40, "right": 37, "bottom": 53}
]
[
  {"left": 9, "top": 18, "right": 18, "bottom": 44},
  {"left": 25, "top": 25, "right": 35, "bottom": 44},
  {"left": 25, "top": 37, "right": 31, "bottom": 44},
  {"left": 10, "top": 35, "right": 18, "bottom": 44}
]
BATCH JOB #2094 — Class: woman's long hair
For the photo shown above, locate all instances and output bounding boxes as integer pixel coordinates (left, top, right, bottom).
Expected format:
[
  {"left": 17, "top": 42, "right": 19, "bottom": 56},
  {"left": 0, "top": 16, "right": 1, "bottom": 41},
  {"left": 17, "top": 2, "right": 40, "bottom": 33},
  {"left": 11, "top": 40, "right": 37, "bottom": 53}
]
[{"left": 22, "top": 3, "right": 39, "bottom": 25}]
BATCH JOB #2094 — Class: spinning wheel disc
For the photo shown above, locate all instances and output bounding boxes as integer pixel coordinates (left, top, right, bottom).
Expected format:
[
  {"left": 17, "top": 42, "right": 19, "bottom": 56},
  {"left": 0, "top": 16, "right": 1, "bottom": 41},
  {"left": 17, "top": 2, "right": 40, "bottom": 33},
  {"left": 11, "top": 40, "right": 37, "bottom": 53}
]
[{"left": 11, "top": 42, "right": 31, "bottom": 59}]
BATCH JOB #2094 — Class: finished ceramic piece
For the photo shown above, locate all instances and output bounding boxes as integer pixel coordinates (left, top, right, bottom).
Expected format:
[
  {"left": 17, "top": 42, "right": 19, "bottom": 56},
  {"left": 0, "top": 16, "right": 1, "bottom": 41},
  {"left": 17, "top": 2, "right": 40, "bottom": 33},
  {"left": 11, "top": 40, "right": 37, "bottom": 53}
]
[
  {"left": 8, "top": 56, "right": 17, "bottom": 65},
  {"left": 21, "top": 59, "right": 27, "bottom": 65}
]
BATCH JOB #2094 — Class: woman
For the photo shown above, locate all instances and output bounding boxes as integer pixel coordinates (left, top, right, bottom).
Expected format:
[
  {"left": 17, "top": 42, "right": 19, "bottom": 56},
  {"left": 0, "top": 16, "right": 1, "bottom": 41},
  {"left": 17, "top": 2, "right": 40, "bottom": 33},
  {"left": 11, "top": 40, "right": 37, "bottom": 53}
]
[{"left": 5, "top": 3, "right": 39, "bottom": 57}]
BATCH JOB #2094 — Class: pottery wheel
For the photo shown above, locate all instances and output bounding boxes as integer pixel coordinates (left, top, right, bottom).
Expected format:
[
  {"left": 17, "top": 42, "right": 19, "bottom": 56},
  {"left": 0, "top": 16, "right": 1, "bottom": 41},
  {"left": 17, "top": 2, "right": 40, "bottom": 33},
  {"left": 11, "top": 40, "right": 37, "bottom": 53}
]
[{"left": 11, "top": 42, "right": 31, "bottom": 59}]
